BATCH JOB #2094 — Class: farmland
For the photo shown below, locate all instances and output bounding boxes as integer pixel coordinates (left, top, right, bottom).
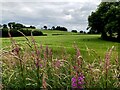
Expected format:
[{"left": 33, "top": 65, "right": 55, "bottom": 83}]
[
  {"left": 1, "top": 30, "right": 119, "bottom": 59},
  {"left": 0, "top": 30, "right": 119, "bottom": 89}
]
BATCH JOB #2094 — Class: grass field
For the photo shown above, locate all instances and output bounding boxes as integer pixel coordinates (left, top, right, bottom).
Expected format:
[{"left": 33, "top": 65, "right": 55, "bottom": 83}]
[
  {"left": 1, "top": 30, "right": 119, "bottom": 89},
  {"left": 1, "top": 30, "right": 118, "bottom": 60}
]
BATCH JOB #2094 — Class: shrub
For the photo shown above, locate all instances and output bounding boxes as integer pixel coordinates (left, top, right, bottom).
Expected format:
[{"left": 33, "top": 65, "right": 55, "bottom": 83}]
[
  {"left": 1, "top": 28, "right": 43, "bottom": 37},
  {"left": 1, "top": 28, "right": 9, "bottom": 37},
  {"left": 32, "top": 30, "right": 43, "bottom": 36},
  {"left": 80, "top": 31, "right": 83, "bottom": 33},
  {"left": 71, "top": 30, "right": 77, "bottom": 33}
]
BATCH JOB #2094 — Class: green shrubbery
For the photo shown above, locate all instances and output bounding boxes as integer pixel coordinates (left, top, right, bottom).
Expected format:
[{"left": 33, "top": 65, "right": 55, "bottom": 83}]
[
  {"left": 71, "top": 30, "right": 77, "bottom": 33},
  {"left": 1, "top": 28, "right": 44, "bottom": 37}
]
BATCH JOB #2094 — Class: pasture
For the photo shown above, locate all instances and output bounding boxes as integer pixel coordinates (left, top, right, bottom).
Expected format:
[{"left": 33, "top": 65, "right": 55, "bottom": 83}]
[
  {"left": 0, "top": 30, "right": 119, "bottom": 89},
  {"left": 1, "top": 30, "right": 118, "bottom": 60}
]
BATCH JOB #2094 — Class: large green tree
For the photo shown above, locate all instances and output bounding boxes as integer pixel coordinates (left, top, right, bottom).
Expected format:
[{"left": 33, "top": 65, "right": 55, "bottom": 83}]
[{"left": 88, "top": 1, "right": 120, "bottom": 42}]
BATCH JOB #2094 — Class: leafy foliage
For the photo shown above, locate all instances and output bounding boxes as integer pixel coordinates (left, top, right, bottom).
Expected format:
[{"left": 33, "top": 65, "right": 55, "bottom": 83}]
[
  {"left": 51, "top": 26, "right": 68, "bottom": 31},
  {"left": 71, "top": 30, "right": 77, "bottom": 33},
  {"left": 88, "top": 1, "right": 120, "bottom": 42},
  {"left": 1, "top": 28, "right": 43, "bottom": 37}
]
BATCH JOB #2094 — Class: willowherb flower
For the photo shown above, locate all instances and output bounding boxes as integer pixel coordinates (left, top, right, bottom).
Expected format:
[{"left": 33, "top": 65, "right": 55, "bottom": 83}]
[
  {"left": 42, "top": 74, "right": 47, "bottom": 88},
  {"left": 104, "top": 46, "right": 114, "bottom": 74},
  {"left": 44, "top": 46, "right": 49, "bottom": 59},
  {"left": 71, "top": 73, "right": 85, "bottom": 89},
  {"left": 73, "top": 66, "right": 79, "bottom": 73},
  {"left": 53, "top": 60, "right": 61, "bottom": 68},
  {"left": 76, "top": 48, "right": 82, "bottom": 66},
  {"left": 104, "top": 52, "right": 110, "bottom": 71},
  {"left": 12, "top": 47, "right": 21, "bottom": 55},
  {"left": 40, "top": 44, "right": 43, "bottom": 49},
  {"left": 49, "top": 48, "right": 52, "bottom": 60},
  {"left": 36, "top": 50, "right": 40, "bottom": 56},
  {"left": 35, "top": 62, "right": 43, "bottom": 68}
]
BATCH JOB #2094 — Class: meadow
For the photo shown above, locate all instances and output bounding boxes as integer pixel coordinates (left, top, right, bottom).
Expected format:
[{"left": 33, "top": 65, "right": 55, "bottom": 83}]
[
  {"left": 0, "top": 30, "right": 119, "bottom": 89},
  {"left": 1, "top": 30, "right": 119, "bottom": 60}
]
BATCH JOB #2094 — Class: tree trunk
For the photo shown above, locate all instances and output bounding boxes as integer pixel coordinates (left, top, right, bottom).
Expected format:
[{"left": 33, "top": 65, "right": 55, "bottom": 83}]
[
  {"left": 101, "top": 30, "right": 107, "bottom": 40},
  {"left": 117, "top": 30, "right": 120, "bottom": 42}
]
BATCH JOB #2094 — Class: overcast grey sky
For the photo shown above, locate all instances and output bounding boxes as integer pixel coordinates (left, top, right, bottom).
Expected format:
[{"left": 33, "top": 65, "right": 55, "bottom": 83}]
[{"left": 1, "top": 0, "right": 101, "bottom": 31}]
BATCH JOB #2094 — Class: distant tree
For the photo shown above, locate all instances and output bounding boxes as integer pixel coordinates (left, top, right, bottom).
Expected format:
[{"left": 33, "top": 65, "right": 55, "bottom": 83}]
[
  {"left": 80, "top": 31, "right": 83, "bottom": 33},
  {"left": 83, "top": 31, "right": 86, "bottom": 34},
  {"left": 12, "top": 22, "right": 16, "bottom": 29},
  {"left": 48, "top": 28, "right": 51, "bottom": 30},
  {"left": 8, "top": 22, "right": 13, "bottom": 29},
  {"left": 71, "top": 30, "right": 77, "bottom": 33},
  {"left": 43, "top": 26, "right": 47, "bottom": 30},
  {"left": 8, "top": 22, "right": 16, "bottom": 29},
  {"left": 14, "top": 23, "right": 23, "bottom": 29},
  {"left": 55, "top": 26, "right": 67, "bottom": 31},
  {"left": 30, "top": 26, "right": 36, "bottom": 29},
  {"left": 51, "top": 26, "right": 55, "bottom": 30},
  {"left": 0, "top": 24, "right": 2, "bottom": 28},
  {"left": 2, "top": 24, "right": 8, "bottom": 37},
  {"left": 8, "top": 22, "right": 36, "bottom": 30},
  {"left": 3, "top": 24, "right": 8, "bottom": 29}
]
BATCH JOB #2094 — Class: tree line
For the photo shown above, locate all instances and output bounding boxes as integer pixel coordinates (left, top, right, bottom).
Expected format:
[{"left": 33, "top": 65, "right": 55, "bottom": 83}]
[
  {"left": 2, "top": 22, "right": 36, "bottom": 30},
  {"left": 43, "top": 26, "right": 68, "bottom": 31},
  {"left": 1, "top": 22, "right": 43, "bottom": 37}
]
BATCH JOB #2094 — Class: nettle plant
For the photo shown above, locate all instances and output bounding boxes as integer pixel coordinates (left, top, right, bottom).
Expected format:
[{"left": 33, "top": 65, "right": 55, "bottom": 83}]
[{"left": 1, "top": 31, "right": 120, "bottom": 89}]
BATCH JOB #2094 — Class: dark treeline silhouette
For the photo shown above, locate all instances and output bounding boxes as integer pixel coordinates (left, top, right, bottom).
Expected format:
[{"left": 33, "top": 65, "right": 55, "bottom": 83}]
[
  {"left": 7, "top": 22, "right": 36, "bottom": 29},
  {"left": 54, "top": 26, "right": 67, "bottom": 31},
  {"left": 1, "top": 22, "right": 43, "bottom": 37},
  {"left": 43, "top": 26, "right": 68, "bottom": 31},
  {"left": 23, "top": 25, "right": 36, "bottom": 29},
  {"left": 71, "top": 30, "right": 77, "bottom": 33}
]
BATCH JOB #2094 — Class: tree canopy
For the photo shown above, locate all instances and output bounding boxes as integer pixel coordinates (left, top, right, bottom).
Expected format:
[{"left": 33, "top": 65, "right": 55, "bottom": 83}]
[
  {"left": 1, "top": 22, "right": 42, "bottom": 37},
  {"left": 88, "top": 1, "right": 120, "bottom": 42},
  {"left": 51, "top": 26, "right": 68, "bottom": 31}
]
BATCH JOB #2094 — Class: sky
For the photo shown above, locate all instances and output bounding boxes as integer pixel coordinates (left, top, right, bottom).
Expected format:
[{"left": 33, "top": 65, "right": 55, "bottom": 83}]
[{"left": 0, "top": 0, "right": 101, "bottom": 32}]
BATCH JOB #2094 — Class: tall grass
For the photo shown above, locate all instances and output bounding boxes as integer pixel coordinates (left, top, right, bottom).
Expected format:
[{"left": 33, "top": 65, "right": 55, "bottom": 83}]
[{"left": 0, "top": 32, "right": 119, "bottom": 89}]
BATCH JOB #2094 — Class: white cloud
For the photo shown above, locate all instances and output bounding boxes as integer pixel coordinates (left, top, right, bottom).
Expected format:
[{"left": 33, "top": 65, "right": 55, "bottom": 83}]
[
  {"left": 1, "top": 1, "right": 101, "bottom": 31},
  {"left": 1, "top": 0, "right": 101, "bottom": 3},
  {"left": 63, "top": 15, "right": 72, "bottom": 20}
]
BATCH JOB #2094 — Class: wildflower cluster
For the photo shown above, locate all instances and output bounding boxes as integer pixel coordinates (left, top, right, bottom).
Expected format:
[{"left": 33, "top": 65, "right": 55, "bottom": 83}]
[
  {"left": 1, "top": 33, "right": 119, "bottom": 89},
  {"left": 72, "top": 73, "right": 85, "bottom": 89}
]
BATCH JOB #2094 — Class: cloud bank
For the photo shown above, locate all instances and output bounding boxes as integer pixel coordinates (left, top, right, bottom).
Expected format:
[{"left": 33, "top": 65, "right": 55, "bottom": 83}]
[{"left": 1, "top": 0, "right": 101, "bottom": 31}]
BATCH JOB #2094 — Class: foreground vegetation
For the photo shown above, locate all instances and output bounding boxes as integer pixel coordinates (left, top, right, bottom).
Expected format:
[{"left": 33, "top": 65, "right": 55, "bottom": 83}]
[{"left": 0, "top": 31, "right": 119, "bottom": 89}]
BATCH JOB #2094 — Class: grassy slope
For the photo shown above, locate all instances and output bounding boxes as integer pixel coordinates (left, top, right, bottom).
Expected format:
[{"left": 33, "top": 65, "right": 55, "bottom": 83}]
[{"left": 1, "top": 30, "right": 118, "bottom": 61}]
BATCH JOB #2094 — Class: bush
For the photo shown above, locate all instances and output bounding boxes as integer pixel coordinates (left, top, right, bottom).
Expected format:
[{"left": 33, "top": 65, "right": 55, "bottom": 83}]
[
  {"left": 32, "top": 30, "right": 43, "bottom": 36},
  {"left": 71, "top": 30, "right": 77, "bottom": 33},
  {"left": 2, "top": 28, "right": 9, "bottom": 37},
  {"left": 80, "top": 31, "right": 83, "bottom": 33},
  {"left": 1, "top": 28, "right": 43, "bottom": 37}
]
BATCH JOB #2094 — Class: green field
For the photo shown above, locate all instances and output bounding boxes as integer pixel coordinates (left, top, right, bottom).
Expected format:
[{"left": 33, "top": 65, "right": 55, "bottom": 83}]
[
  {"left": 1, "top": 30, "right": 119, "bottom": 88},
  {"left": 1, "top": 30, "right": 119, "bottom": 61}
]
